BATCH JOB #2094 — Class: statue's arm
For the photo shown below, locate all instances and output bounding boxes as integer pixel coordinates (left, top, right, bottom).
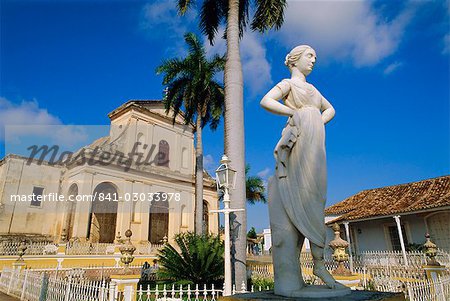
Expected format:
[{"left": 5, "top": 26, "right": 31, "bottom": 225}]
[
  {"left": 260, "top": 81, "right": 294, "bottom": 117},
  {"left": 320, "top": 95, "right": 335, "bottom": 124}
]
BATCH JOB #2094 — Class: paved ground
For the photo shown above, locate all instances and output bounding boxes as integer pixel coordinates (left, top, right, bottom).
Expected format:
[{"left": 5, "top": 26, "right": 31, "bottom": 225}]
[{"left": 0, "top": 292, "right": 19, "bottom": 301}]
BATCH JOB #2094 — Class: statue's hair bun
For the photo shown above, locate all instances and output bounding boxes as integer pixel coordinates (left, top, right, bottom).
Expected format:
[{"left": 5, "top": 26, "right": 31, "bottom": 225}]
[{"left": 284, "top": 54, "right": 291, "bottom": 66}]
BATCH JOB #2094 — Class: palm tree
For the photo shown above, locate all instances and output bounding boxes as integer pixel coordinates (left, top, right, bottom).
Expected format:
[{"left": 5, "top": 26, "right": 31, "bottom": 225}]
[
  {"left": 177, "top": 0, "right": 287, "bottom": 285},
  {"left": 156, "top": 32, "right": 225, "bottom": 235},
  {"left": 218, "top": 164, "right": 266, "bottom": 203},
  {"left": 245, "top": 164, "right": 266, "bottom": 205},
  {"left": 157, "top": 232, "right": 224, "bottom": 285}
]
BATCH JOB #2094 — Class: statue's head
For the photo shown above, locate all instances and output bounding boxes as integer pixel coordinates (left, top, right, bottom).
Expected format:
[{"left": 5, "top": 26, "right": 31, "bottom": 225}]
[{"left": 285, "top": 45, "right": 316, "bottom": 76}]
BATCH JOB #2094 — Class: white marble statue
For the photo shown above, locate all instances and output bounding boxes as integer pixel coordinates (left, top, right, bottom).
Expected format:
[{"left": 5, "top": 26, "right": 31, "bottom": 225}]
[{"left": 260, "top": 45, "right": 349, "bottom": 298}]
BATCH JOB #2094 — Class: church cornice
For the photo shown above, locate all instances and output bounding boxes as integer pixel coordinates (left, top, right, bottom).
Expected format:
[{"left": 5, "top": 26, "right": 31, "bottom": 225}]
[
  {"left": 108, "top": 100, "right": 195, "bottom": 129},
  {"left": 0, "top": 153, "right": 65, "bottom": 168}
]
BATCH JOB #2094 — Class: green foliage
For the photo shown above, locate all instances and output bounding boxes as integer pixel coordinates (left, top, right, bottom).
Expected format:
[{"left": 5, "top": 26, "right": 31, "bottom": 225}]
[
  {"left": 247, "top": 227, "right": 257, "bottom": 239},
  {"left": 249, "top": 276, "right": 274, "bottom": 290},
  {"left": 157, "top": 232, "right": 224, "bottom": 285},
  {"left": 245, "top": 164, "right": 266, "bottom": 204},
  {"left": 156, "top": 32, "right": 225, "bottom": 130},
  {"left": 176, "top": 0, "right": 287, "bottom": 45},
  {"left": 406, "top": 243, "right": 425, "bottom": 252}
]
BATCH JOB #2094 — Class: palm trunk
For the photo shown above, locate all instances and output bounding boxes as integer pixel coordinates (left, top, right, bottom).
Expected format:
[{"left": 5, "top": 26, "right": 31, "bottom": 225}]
[
  {"left": 225, "top": 0, "right": 247, "bottom": 288},
  {"left": 195, "top": 111, "right": 204, "bottom": 235}
]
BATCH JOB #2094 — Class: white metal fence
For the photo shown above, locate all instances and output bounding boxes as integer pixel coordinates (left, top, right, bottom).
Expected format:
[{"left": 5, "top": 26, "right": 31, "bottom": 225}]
[
  {"left": 0, "top": 267, "right": 112, "bottom": 301},
  {"left": 65, "top": 242, "right": 114, "bottom": 255},
  {"left": 247, "top": 255, "right": 450, "bottom": 301},
  {"left": 249, "top": 250, "right": 450, "bottom": 268},
  {"left": 2, "top": 266, "right": 450, "bottom": 301},
  {"left": 136, "top": 284, "right": 223, "bottom": 301},
  {"left": 357, "top": 250, "right": 450, "bottom": 267},
  {"left": 0, "top": 240, "right": 164, "bottom": 256},
  {"left": 0, "top": 241, "right": 54, "bottom": 256},
  {"left": 406, "top": 276, "right": 450, "bottom": 301},
  {"left": 31, "top": 265, "right": 143, "bottom": 281}
]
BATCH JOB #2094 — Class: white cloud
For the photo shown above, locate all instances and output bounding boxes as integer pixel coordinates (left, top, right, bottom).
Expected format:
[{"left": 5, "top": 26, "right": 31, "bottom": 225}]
[
  {"left": 203, "top": 154, "right": 215, "bottom": 169},
  {"left": 275, "top": 1, "right": 415, "bottom": 67},
  {"left": 205, "top": 28, "right": 272, "bottom": 96},
  {"left": 142, "top": 1, "right": 272, "bottom": 95},
  {"left": 141, "top": 1, "right": 196, "bottom": 35},
  {"left": 443, "top": 34, "right": 450, "bottom": 55},
  {"left": 383, "top": 61, "right": 403, "bottom": 75},
  {"left": 140, "top": 0, "right": 197, "bottom": 55},
  {"left": 0, "top": 97, "right": 61, "bottom": 141},
  {"left": 241, "top": 31, "right": 273, "bottom": 96},
  {"left": 0, "top": 97, "right": 90, "bottom": 149},
  {"left": 257, "top": 167, "right": 271, "bottom": 179}
]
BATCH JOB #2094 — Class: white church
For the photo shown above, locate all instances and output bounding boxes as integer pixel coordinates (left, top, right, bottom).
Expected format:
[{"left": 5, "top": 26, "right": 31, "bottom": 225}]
[{"left": 0, "top": 100, "right": 220, "bottom": 244}]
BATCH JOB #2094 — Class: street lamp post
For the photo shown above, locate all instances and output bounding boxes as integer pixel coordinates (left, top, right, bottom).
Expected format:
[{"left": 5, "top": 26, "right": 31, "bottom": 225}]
[{"left": 210, "top": 155, "right": 245, "bottom": 296}]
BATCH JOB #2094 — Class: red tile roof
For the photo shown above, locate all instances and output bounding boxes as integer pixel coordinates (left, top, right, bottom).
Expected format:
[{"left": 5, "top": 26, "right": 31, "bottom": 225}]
[{"left": 325, "top": 175, "right": 450, "bottom": 222}]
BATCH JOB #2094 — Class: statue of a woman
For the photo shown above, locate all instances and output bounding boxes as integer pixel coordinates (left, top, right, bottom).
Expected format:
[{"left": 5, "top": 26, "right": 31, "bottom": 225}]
[{"left": 260, "top": 45, "right": 348, "bottom": 297}]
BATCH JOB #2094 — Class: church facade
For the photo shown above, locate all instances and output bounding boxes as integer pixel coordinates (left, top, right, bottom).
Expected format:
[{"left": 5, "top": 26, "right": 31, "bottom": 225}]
[{"left": 0, "top": 100, "right": 219, "bottom": 244}]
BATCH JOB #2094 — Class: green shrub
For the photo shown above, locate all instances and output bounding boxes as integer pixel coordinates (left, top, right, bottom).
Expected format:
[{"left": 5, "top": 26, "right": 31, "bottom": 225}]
[
  {"left": 250, "top": 276, "right": 274, "bottom": 290},
  {"left": 157, "top": 232, "right": 224, "bottom": 285}
]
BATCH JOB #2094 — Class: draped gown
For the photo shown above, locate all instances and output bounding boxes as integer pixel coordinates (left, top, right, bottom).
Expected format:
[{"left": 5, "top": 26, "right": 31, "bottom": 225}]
[{"left": 272, "top": 78, "right": 328, "bottom": 248}]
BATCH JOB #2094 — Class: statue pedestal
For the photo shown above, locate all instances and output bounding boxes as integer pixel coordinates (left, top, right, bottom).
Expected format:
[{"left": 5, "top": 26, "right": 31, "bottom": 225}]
[{"left": 219, "top": 290, "right": 405, "bottom": 301}]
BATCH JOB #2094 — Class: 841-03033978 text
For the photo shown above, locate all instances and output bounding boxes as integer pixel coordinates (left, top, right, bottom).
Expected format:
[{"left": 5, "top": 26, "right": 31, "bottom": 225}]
[
  {"left": 88, "top": 191, "right": 181, "bottom": 202},
  {"left": 108, "top": 192, "right": 180, "bottom": 202}
]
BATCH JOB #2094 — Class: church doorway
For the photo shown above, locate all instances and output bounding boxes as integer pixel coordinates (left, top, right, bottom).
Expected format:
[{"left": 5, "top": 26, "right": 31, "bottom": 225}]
[
  {"left": 87, "top": 182, "right": 118, "bottom": 243},
  {"left": 148, "top": 193, "right": 169, "bottom": 243},
  {"left": 66, "top": 183, "right": 78, "bottom": 239}
]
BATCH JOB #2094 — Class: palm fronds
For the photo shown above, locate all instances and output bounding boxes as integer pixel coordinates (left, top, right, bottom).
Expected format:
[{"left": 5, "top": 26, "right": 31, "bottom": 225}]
[{"left": 157, "top": 232, "right": 225, "bottom": 284}]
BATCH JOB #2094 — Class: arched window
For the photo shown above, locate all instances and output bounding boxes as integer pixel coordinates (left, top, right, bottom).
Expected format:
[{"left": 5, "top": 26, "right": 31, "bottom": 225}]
[
  {"left": 157, "top": 140, "right": 170, "bottom": 167},
  {"left": 87, "top": 182, "right": 118, "bottom": 243},
  {"left": 149, "top": 192, "right": 169, "bottom": 243},
  {"left": 202, "top": 200, "right": 209, "bottom": 234}
]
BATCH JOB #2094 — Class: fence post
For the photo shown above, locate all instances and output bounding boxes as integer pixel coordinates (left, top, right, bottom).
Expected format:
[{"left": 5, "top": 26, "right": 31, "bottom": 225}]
[
  {"left": 99, "top": 280, "right": 106, "bottom": 301},
  {"left": 439, "top": 281, "right": 445, "bottom": 301},
  {"left": 110, "top": 273, "right": 140, "bottom": 301},
  {"left": 7, "top": 269, "right": 14, "bottom": 294},
  {"left": 64, "top": 276, "right": 72, "bottom": 301},
  {"left": 406, "top": 284, "right": 413, "bottom": 301},
  {"left": 123, "top": 285, "right": 134, "bottom": 301},
  {"left": 241, "top": 281, "right": 246, "bottom": 293},
  {"left": 363, "top": 266, "right": 367, "bottom": 289},
  {"left": 20, "top": 268, "right": 29, "bottom": 300},
  {"left": 109, "top": 281, "right": 116, "bottom": 301},
  {"left": 38, "top": 273, "right": 49, "bottom": 301}
]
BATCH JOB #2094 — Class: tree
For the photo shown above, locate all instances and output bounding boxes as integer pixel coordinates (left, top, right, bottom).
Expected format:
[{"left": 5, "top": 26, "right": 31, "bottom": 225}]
[
  {"left": 218, "top": 164, "right": 266, "bottom": 203},
  {"left": 156, "top": 32, "right": 225, "bottom": 235},
  {"left": 176, "top": 0, "right": 287, "bottom": 286},
  {"left": 247, "top": 227, "right": 257, "bottom": 239},
  {"left": 157, "top": 232, "right": 224, "bottom": 284},
  {"left": 245, "top": 164, "right": 266, "bottom": 205}
]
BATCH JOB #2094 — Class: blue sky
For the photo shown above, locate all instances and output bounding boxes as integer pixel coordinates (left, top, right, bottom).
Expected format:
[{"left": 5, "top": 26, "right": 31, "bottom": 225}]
[{"left": 1, "top": 0, "right": 449, "bottom": 232}]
